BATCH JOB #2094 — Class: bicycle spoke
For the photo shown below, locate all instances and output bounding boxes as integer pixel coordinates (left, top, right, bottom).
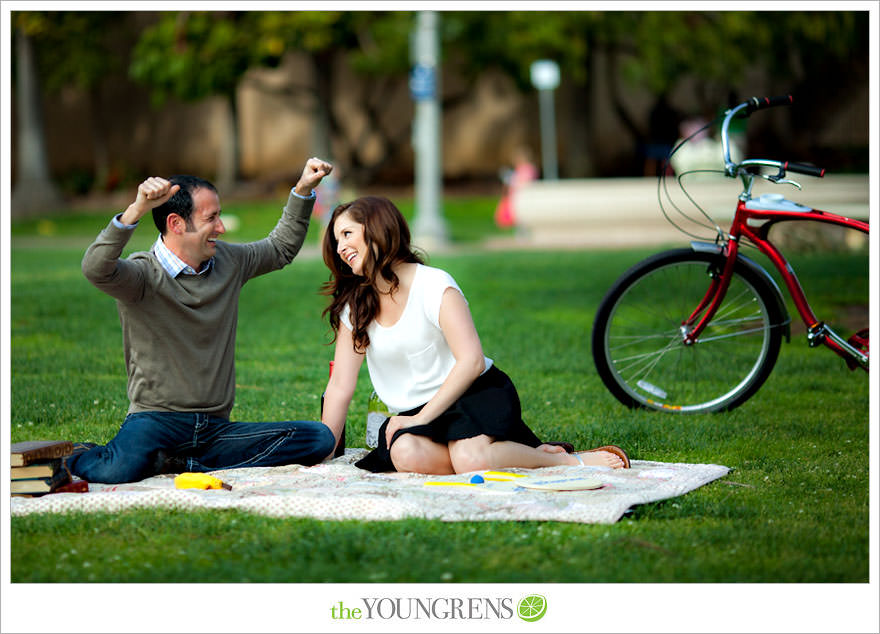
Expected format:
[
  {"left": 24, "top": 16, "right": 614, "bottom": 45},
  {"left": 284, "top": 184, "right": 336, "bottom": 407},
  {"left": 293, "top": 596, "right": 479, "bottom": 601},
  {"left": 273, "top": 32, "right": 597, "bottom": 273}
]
[
  {"left": 695, "top": 325, "right": 770, "bottom": 343},
  {"left": 615, "top": 339, "right": 681, "bottom": 384},
  {"left": 607, "top": 331, "right": 682, "bottom": 352},
  {"left": 613, "top": 336, "right": 680, "bottom": 370},
  {"left": 593, "top": 252, "right": 783, "bottom": 413}
]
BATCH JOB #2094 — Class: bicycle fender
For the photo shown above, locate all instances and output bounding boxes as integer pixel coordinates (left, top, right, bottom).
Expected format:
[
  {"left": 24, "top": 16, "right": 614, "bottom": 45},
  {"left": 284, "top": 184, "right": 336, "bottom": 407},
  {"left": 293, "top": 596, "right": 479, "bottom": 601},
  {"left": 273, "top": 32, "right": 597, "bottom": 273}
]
[{"left": 690, "top": 241, "right": 791, "bottom": 342}]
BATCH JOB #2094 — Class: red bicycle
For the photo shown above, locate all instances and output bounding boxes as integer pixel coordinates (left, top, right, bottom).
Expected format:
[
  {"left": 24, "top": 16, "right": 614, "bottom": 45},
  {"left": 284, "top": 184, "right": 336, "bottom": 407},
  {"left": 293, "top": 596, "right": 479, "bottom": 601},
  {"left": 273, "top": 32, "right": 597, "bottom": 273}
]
[{"left": 592, "top": 95, "right": 869, "bottom": 413}]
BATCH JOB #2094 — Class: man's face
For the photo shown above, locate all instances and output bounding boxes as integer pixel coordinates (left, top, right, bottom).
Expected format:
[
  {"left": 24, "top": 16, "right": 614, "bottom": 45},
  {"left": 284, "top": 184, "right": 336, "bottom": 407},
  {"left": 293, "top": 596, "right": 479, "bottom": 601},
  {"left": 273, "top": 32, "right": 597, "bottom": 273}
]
[{"left": 178, "top": 188, "right": 225, "bottom": 270}]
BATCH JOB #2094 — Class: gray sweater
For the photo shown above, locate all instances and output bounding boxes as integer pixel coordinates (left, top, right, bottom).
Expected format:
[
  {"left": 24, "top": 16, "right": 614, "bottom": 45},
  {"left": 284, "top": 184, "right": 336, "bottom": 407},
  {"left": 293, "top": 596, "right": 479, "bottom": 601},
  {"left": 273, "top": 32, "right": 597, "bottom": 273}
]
[{"left": 82, "top": 191, "right": 314, "bottom": 419}]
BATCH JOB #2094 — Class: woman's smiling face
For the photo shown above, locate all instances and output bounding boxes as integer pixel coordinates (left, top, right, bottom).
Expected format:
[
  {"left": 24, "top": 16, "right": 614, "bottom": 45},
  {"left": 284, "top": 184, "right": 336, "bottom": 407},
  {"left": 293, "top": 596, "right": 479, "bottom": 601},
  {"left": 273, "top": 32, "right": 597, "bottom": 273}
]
[{"left": 333, "top": 210, "right": 368, "bottom": 276}]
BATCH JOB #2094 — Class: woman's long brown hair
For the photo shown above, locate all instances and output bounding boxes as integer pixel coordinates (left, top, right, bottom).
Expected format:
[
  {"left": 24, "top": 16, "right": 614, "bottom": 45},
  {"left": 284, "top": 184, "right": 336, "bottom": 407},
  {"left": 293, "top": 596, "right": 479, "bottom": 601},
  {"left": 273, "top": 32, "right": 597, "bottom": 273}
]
[{"left": 321, "top": 196, "right": 424, "bottom": 352}]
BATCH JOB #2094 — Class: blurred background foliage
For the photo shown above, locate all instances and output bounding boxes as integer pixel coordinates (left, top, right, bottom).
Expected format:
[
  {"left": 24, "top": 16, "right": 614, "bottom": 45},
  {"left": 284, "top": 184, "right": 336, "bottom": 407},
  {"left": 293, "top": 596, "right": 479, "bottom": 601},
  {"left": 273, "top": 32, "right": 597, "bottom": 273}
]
[{"left": 10, "top": 9, "right": 870, "bottom": 211}]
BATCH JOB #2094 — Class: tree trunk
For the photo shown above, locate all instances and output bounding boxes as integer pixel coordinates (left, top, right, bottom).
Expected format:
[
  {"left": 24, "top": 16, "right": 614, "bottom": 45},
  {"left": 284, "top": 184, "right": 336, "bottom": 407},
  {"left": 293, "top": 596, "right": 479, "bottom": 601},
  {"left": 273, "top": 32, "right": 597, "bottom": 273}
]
[
  {"left": 215, "top": 90, "right": 239, "bottom": 191},
  {"left": 89, "top": 85, "right": 110, "bottom": 192},
  {"left": 310, "top": 52, "right": 334, "bottom": 162},
  {"left": 12, "top": 28, "right": 62, "bottom": 217}
]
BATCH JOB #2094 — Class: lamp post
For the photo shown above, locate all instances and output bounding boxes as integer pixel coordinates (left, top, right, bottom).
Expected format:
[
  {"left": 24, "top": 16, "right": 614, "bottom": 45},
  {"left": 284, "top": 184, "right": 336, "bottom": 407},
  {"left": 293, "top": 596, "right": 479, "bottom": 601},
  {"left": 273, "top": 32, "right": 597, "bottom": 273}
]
[
  {"left": 530, "top": 59, "right": 560, "bottom": 180},
  {"left": 410, "top": 11, "right": 448, "bottom": 249}
]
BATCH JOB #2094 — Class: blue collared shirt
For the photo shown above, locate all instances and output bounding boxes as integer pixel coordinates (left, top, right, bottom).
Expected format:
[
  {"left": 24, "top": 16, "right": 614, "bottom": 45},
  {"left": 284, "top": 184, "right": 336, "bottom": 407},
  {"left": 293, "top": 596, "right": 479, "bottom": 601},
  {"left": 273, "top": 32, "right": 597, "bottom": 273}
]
[
  {"left": 111, "top": 187, "right": 315, "bottom": 278},
  {"left": 152, "top": 235, "right": 213, "bottom": 277}
]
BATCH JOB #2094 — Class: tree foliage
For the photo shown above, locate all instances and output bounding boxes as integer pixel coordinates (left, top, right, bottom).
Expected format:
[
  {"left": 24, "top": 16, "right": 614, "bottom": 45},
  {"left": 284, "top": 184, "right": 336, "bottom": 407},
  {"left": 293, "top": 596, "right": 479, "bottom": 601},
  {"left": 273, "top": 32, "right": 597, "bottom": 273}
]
[
  {"left": 441, "top": 11, "right": 599, "bottom": 88},
  {"left": 125, "top": 11, "right": 416, "bottom": 184},
  {"left": 13, "top": 11, "right": 135, "bottom": 194},
  {"left": 14, "top": 11, "right": 126, "bottom": 94},
  {"left": 129, "top": 12, "right": 262, "bottom": 105},
  {"left": 15, "top": 10, "right": 869, "bottom": 189},
  {"left": 244, "top": 11, "right": 415, "bottom": 183}
]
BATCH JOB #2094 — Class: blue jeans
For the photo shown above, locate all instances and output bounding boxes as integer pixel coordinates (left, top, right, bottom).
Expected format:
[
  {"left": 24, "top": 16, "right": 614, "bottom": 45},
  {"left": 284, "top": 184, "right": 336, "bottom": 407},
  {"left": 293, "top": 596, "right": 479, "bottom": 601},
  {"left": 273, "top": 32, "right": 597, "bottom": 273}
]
[{"left": 67, "top": 411, "right": 336, "bottom": 484}]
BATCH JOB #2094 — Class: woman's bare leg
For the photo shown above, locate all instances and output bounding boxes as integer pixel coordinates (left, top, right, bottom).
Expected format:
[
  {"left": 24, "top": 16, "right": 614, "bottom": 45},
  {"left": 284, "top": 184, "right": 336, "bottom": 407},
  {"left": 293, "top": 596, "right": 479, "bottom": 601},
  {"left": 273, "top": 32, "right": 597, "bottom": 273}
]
[
  {"left": 389, "top": 433, "right": 455, "bottom": 474},
  {"left": 448, "top": 435, "right": 625, "bottom": 473},
  {"left": 537, "top": 443, "right": 567, "bottom": 454}
]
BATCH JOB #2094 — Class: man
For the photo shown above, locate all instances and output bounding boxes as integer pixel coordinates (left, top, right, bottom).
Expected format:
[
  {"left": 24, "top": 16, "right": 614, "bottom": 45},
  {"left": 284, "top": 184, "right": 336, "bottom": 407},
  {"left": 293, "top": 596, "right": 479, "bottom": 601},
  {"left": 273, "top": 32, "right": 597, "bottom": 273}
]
[{"left": 68, "top": 158, "right": 338, "bottom": 484}]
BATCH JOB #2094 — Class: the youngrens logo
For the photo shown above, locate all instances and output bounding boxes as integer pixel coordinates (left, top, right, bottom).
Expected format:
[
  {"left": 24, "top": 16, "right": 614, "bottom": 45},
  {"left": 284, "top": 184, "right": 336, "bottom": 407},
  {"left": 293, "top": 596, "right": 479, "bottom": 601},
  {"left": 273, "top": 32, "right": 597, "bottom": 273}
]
[
  {"left": 330, "top": 594, "right": 547, "bottom": 622},
  {"left": 517, "top": 595, "right": 547, "bottom": 622}
]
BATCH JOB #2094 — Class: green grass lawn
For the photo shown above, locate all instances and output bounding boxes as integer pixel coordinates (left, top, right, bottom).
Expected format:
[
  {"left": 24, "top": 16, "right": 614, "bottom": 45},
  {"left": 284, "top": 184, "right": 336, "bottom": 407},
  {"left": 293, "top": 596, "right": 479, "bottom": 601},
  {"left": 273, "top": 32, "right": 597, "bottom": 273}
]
[
  {"left": 7, "top": 197, "right": 871, "bottom": 592},
  {"left": 9, "top": 193, "right": 509, "bottom": 251}
]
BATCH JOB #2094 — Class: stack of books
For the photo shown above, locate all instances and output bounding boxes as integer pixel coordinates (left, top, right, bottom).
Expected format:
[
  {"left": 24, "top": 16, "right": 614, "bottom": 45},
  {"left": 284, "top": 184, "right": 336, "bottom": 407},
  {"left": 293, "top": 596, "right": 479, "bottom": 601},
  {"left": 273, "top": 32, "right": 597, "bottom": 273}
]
[{"left": 11, "top": 440, "right": 89, "bottom": 497}]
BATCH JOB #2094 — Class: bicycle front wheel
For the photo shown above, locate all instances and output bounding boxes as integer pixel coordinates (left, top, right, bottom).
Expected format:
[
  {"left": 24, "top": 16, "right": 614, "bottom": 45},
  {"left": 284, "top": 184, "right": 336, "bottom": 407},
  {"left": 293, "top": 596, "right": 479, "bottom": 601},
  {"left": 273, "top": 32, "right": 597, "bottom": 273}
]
[{"left": 592, "top": 249, "right": 784, "bottom": 413}]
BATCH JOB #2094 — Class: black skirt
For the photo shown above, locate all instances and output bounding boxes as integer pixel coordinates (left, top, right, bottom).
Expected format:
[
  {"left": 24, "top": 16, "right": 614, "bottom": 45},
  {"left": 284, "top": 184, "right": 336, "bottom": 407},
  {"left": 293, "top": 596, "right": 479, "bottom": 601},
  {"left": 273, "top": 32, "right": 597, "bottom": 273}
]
[{"left": 354, "top": 365, "right": 542, "bottom": 472}]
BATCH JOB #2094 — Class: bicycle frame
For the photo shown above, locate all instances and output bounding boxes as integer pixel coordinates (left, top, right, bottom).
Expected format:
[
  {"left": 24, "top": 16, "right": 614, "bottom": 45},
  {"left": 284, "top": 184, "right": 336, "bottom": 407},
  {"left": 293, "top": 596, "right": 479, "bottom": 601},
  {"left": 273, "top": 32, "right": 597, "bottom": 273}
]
[
  {"left": 674, "top": 96, "right": 870, "bottom": 371},
  {"left": 682, "top": 198, "right": 869, "bottom": 370},
  {"left": 593, "top": 95, "right": 869, "bottom": 414}
]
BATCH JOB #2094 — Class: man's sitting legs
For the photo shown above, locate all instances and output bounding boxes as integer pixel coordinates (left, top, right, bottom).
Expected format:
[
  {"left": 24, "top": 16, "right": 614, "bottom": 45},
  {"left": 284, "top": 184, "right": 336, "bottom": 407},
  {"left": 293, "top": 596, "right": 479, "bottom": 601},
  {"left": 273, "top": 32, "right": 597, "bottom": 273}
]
[
  {"left": 188, "top": 417, "right": 335, "bottom": 472},
  {"left": 68, "top": 412, "right": 336, "bottom": 484},
  {"left": 66, "top": 412, "right": 193, "bottom": 484}
]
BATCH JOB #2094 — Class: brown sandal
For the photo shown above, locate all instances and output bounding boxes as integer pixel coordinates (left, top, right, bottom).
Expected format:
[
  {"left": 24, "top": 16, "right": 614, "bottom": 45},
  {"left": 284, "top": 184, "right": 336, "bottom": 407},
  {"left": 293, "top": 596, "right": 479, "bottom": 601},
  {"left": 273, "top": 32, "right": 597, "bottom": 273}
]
[{"left": 577, "top": 445, "right": 630, "bottom": 469}]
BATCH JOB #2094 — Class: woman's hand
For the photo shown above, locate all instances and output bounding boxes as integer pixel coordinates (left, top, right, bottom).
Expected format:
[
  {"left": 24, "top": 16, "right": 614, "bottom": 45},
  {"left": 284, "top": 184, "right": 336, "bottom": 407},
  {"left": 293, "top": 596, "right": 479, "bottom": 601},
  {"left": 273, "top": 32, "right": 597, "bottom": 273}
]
[{"left": 384, "top": 415, "right": 421, "bottom": 447}]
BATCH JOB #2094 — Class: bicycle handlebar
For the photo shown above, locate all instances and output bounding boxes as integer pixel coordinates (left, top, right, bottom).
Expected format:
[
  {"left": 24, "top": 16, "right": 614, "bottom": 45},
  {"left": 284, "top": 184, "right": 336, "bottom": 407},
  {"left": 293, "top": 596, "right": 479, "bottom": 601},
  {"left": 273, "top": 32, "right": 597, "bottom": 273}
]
[
  {"left": 722, "top": 94, "right": 825, "bottom": 179},
  {"left": 784, "top": 161, "right": 825, "bottom": 177},
  {"left": 742, "top": 94, "right": 793, "bottom": 116}
]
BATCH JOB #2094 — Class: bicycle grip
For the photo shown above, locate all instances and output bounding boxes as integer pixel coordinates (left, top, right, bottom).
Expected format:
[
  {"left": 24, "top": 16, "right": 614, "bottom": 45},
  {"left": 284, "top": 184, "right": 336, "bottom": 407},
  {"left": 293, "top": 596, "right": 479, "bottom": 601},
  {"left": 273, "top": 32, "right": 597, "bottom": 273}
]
[
  {"left": 745, "top": 95, "right": 793, "bottom": 115},
  {"left": 784, "top": 161, "right": 825, "bottom": 178}
]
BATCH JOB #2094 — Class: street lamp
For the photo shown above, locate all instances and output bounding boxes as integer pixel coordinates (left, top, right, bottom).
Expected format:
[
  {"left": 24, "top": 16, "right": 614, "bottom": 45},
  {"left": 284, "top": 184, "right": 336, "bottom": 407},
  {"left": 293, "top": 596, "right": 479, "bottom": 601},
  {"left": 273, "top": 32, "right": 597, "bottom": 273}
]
[{"left": 530, "top": 60, "right": 560, "bottom": 181}]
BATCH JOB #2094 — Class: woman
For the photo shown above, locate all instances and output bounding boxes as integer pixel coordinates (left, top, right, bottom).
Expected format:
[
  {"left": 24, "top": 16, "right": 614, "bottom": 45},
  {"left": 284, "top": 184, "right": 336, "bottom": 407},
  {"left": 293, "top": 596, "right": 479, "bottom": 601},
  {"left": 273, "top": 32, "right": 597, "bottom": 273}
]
[{"left": 320, "top": 196, "right": 630, "bottom": 474}]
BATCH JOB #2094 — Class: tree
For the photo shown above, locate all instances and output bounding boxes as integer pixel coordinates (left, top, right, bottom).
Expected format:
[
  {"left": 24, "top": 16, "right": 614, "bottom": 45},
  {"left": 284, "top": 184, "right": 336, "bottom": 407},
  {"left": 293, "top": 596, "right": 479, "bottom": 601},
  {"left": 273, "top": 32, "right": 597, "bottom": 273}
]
[
  {"left": 14, "top": 9, "right": 867, "bottom": 198},
  {"left": 440, "top": 11, "right": 602, "bottom": 175},
  {"left": 245, "top": 11, "right": 414, "bottom": 186},
  {"left": 760, "top": 11, "right": 869, "bottom": 159},
  {"left": 129, "top": 11, "right": 263, "bottom": 189},
  {"left": 603, "top": 11, "right": 868, "bottom": 166},
  {"left": 19, "top": 11, "right": 135, "bottom": 193},
  {"left": 129, "top": 11, "right": 416, "bottom": 188},
  {"left": 441, "top": 11, "right": 868, "bottom": 176},
  {"left": 11, "top": 16, "right": 63, "bottom": 216}
]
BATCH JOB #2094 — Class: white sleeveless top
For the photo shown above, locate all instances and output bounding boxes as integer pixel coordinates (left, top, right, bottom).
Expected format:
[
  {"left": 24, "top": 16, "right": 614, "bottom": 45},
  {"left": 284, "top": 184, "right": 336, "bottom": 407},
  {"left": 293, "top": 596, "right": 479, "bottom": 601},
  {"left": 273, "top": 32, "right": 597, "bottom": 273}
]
[{"left": 340, "top": 264, "right": 493, "bottom": 413}]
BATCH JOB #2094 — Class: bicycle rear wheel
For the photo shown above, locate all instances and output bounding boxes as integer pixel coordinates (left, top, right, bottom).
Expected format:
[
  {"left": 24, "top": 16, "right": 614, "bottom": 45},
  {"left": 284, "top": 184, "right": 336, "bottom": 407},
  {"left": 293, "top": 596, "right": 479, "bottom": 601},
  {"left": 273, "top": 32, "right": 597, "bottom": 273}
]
[{"left": 592, "top": 249, "right": 784, "bottom": 413}]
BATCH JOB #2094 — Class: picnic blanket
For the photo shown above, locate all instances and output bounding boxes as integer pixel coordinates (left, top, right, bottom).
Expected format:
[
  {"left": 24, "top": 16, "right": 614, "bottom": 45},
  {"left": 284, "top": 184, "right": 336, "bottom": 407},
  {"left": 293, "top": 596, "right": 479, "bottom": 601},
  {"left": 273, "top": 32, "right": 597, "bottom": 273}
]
[{"left": 9, "top": 450, "right": 729, "bottom": 524}]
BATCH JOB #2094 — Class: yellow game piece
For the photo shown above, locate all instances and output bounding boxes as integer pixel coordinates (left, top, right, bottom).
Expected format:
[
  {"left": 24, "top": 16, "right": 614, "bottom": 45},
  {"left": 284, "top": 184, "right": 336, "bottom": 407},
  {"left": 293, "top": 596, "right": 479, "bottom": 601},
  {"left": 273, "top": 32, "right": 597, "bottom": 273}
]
[
  {"left": 174, "top": 472, "right": 232, "bottom": 490},
  {"left": 483, "top": 471, "right": 526, "bottom": 479}
]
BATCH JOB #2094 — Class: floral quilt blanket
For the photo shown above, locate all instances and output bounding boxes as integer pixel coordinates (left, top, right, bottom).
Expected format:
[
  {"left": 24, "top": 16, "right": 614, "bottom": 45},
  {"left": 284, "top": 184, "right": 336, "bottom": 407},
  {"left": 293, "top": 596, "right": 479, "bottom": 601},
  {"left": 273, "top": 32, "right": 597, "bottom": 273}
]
[{"left": 10, "top": 449, "right": 729, "bottom": 524}]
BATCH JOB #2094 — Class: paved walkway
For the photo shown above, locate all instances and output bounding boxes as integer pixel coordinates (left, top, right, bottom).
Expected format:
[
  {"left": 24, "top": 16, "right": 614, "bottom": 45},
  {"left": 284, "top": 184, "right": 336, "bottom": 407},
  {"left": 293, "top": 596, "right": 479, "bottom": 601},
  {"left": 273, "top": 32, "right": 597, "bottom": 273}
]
[{"left": 495, "top": 174, "right": 870, "bottom": 250}]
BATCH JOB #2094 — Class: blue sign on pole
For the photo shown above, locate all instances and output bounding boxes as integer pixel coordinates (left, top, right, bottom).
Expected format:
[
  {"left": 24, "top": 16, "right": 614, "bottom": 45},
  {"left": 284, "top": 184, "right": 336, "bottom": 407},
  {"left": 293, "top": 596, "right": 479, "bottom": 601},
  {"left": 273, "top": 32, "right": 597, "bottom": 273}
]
[{"left": 409, "top": 64, "right": 436, "bottom": 101}]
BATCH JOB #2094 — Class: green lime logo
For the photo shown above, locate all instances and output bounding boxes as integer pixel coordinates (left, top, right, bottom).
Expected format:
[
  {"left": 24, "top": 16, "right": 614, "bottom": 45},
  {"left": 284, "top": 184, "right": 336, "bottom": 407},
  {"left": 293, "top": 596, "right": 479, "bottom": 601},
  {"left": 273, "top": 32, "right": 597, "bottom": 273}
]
[{"left": 517, "top": 594, "right": 547, "bottom": 622}]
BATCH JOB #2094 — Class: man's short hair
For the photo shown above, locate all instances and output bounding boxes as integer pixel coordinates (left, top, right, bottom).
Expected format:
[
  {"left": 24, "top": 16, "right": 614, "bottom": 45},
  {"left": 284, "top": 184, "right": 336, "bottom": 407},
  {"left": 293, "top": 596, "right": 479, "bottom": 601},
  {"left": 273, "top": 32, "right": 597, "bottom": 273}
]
[{"left": 152, "top": 175, "right": 217, "bottom": 235}]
